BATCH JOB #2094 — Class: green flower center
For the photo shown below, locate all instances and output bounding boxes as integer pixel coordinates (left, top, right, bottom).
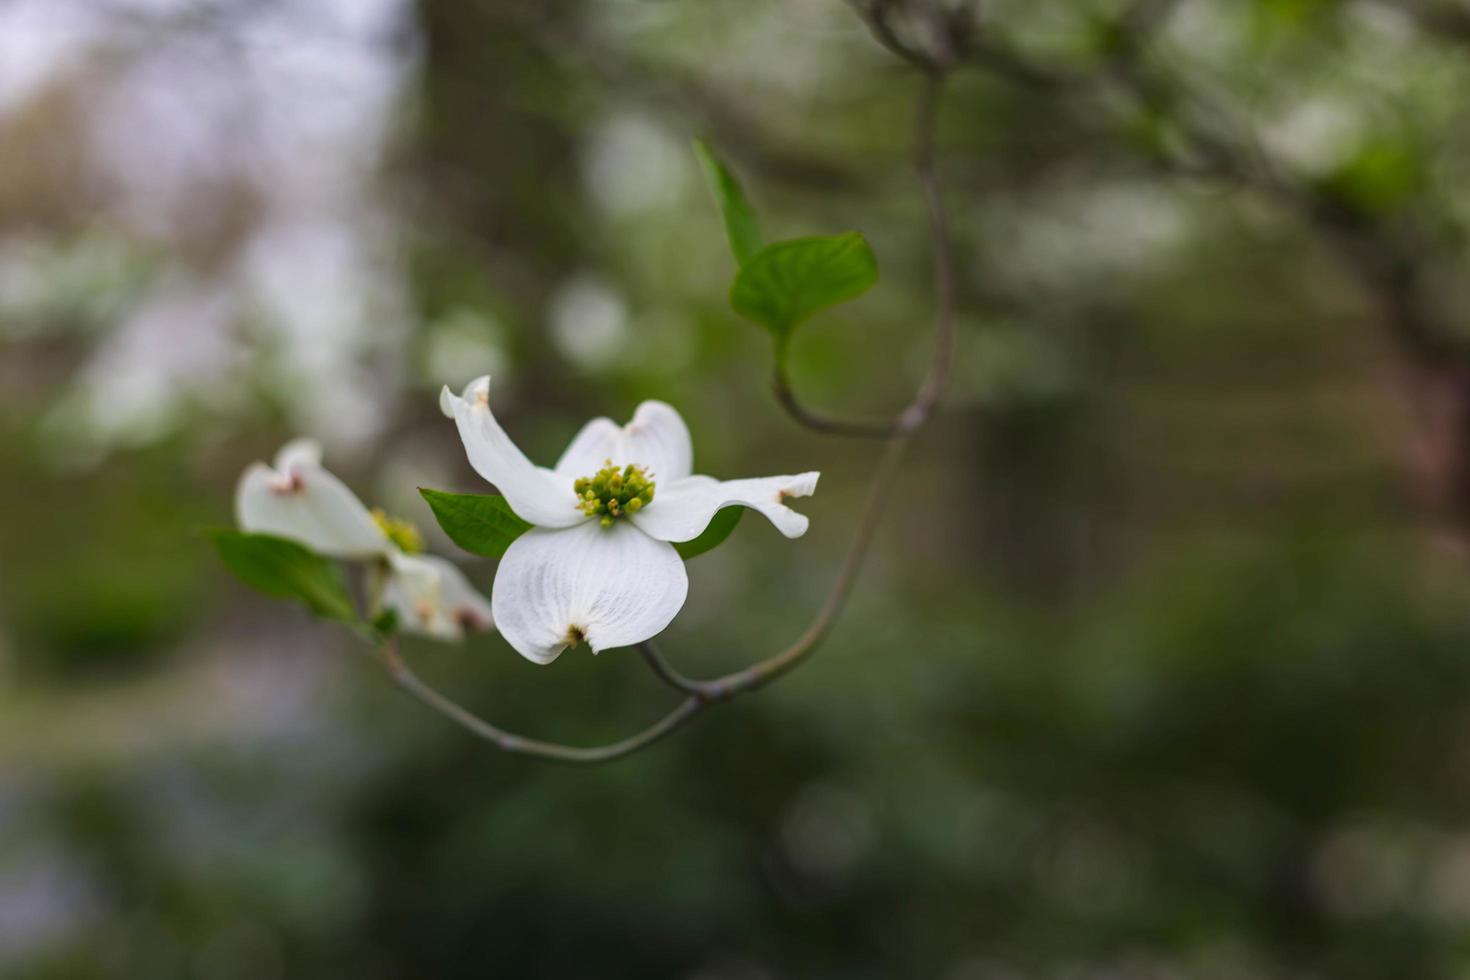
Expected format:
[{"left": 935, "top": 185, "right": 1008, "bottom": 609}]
[
  {"left": 372, "top": 508, "right": 425, "bottom": 554},
  {"left": 574, "top": 461, "right": 655, "bottom": 528}
]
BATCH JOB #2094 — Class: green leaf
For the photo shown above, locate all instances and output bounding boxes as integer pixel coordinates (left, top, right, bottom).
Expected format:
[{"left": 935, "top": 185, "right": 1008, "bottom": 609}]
[
  {"left": 694, "top": 139, "right": 763, "bottom": 266},
  {"left": 370, "top": 607, "right": 399, "bottom": 640},
  {"left": 673, "top": 506, "right": 744, "bottom": 561},
  {"left": 420, "top": 488, "right": 533, "bottom": 558},
  {"left": 730, "top": 233, "right": 878, "bottom": 345},
  {"left": 209, "top": 530, "right": 357, "bottom": 622}
]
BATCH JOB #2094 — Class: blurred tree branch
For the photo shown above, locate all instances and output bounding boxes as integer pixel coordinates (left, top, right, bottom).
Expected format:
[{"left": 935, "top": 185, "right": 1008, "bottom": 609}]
[{"left": 930, "top": 0, "right": 1470, "bottom": 540}]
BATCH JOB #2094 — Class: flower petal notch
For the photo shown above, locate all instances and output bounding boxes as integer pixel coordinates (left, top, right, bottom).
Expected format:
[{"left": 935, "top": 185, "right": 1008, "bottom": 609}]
[
  {"left": 439, "top": 375, "right": 819, "bottom": 664},
  {"left": 235, "top": 438, "right": 388, "bottom": 559},
  {"left": 439, "top": 376, "right": 584, "bottom": 528},
  {"left": 234, "top": 440, "right": 494, "bottom": 642},
  {"left": 630, "top": 472, "right": 819, "bottom": 543},
  {"left": 492, "top": 522, "right": 688, "bottom": 664}
]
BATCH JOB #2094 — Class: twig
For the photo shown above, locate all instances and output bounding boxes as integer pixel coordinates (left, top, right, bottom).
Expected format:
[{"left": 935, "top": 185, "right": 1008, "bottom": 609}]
[
  {"left": 636, "top": 639, "right": 719, "bottom": 700},
  {"left": 771, "top": 366, "right": 903, "bottom": 439},
  {"left": 847, "top": 0, "right": 942, "bottom": 73},
  {"left": 771, "top": 3, "right": 961, "bottom": 438},
  {"left": 373, "top": 641, "right": 704, "bottom": 765},
  {"left": 640, "top": 420, "right": 912, "bottom": 698},
  {"left": 771, "top": 68, "right": 957, "bottom": 437}
]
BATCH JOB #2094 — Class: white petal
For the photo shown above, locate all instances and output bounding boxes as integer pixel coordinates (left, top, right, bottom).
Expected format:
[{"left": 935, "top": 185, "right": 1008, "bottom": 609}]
[
  {"left": 441, "top": 375, "right": 585, "bottom": 529},
  {"left": 235, "top": 450, "right": 388, "bottom": 559},
  {"left": 432, "top": 555, "right": 495, "bottom": 635},
  {"left": 274, "top": 437, "right": 323, "bottom": 471},
  {"left": 553, "top": 416, "right": 622, "bottom": 477},
  {"left": 631, "top": 472, "right": 820, "bottom": 543},
  {"left": 551, "top": 400, "right": 693, "bottom": 484},
  {"left": 619, "top": 401, "right": 693, "bottom": 482},
  {"left": 383, "top": 552, "right": 494, "bottom": 642},
  {"left": 382, "top": 553, "right": 443, "bottom": 633},
  {"left": 491, "top": 521, "right": 688, "bottom": 664}
]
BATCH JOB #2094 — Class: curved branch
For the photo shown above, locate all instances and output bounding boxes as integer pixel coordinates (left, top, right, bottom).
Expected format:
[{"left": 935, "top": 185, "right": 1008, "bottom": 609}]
[
  {"left": 770, "top": 71, "right": 957, "bottom": 440},
  {"left": 847, "top": 0, "right": 943, "bottom": 73},
  {"left": 771, "top": 366, "right": 903, "bottom": 439},
  {"left": 770, "top": 5, "right": 962, "bottom": 439},
  {"left": 642, "top": 71, "right": 958, "bottom": 699},
  {"left": 372, "top": 641, "right": 705, "bottom": 765},
  {"left": 636, "top": 639, "right": 718, "bottom": 700},
  {"left": 642, "top": 424, "right": 913, "bottom": 700},
  {"left": 905, "top": 72, "right": 959, "bottom": 427}
]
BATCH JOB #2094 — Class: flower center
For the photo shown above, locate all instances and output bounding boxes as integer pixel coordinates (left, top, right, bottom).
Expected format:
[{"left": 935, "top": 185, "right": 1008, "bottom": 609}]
[
  {"left": 573, "top": 461, "right": 654, "bottom": 528},
  {"left": 372, "top": 508, "right": 425, "bottom": 553}
]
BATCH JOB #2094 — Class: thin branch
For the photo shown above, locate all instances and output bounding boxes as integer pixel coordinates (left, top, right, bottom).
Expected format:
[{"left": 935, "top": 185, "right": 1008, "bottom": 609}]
[
  {"left": 636, "top": 640, "right": 719, "bottom": 700},
  {"left": 770, "top": 67, "right": 957, "bottom": 438},
  {"left": 651, "top": 427, "right": 915, "bottom": 698},
  {"left": 771, "top": 366, "right": 902, "bottom": 439},
  {"left": 643, "top": 71, "right": 958, "bottom": 699},
  {"left": 903, "top": 71, "right": 959, "bottom": 430},
  {"left": 847, "top": 0, "right": 943, "bottom": 73},
  {"left": 372, "top": 641, "right": 705, "bottom": 765}
]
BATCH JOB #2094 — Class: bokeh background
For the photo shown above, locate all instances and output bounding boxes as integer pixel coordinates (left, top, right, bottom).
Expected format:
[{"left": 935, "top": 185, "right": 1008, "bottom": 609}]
[{"left": 8, "top": 0, "right": 1470, "bottom": 977}]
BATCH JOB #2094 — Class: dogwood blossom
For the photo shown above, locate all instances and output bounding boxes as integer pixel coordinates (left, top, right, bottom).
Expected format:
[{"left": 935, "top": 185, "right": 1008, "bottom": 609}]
[
  {"left": 440, "top": 375, "right": 818, "bottom": 664},
  {"left": 236, "top": 439, "right": 493, "bottom": 642}
]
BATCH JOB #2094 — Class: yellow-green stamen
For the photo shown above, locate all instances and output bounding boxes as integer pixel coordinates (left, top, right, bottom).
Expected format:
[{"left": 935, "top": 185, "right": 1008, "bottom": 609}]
[
  {"left": 573, "top": 460, "right": 655, "bottom": 528},
  {"left": 372, "top": 508, "right": 425, "bottom": 554}
]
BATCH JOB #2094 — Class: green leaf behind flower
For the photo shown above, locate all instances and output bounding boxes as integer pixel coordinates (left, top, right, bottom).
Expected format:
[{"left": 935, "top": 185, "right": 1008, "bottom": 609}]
[
  {"left": 420, "top": 488, "right": 533, "bottom": 558},
  {"left": 422, "top": 488, "right": 744, "bottom": 562},
  {"left": 209, "top": 530, "right": 357, "bottom": 622},
  {"left": 673, "top": 506, "right": 744, "bottom": 561}
]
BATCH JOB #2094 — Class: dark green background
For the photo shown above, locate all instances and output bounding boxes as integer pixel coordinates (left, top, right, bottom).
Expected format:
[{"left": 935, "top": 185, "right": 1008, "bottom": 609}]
[{"left": 6, "top": 1, "right": 1470, "bottom": 977}]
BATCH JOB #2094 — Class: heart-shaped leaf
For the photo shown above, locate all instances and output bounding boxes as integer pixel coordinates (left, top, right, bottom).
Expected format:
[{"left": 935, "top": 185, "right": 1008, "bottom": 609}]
[{"left": 730, "top": 232, "right": 877, "bottom": 345}]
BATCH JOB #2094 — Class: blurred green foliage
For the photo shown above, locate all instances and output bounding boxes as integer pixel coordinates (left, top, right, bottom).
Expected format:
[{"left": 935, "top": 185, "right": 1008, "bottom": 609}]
[{"left": 8, "top": 0, "right": 1470, "bottom": 978}]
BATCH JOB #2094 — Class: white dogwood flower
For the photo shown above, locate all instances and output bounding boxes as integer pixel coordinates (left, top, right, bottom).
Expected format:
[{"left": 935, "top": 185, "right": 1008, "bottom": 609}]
[
  {"left": 439, "top": 375, "right": 818, "bottom": 664},
  {"left": 236, "top": 439, "right": 493, "bottom": 642}
]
